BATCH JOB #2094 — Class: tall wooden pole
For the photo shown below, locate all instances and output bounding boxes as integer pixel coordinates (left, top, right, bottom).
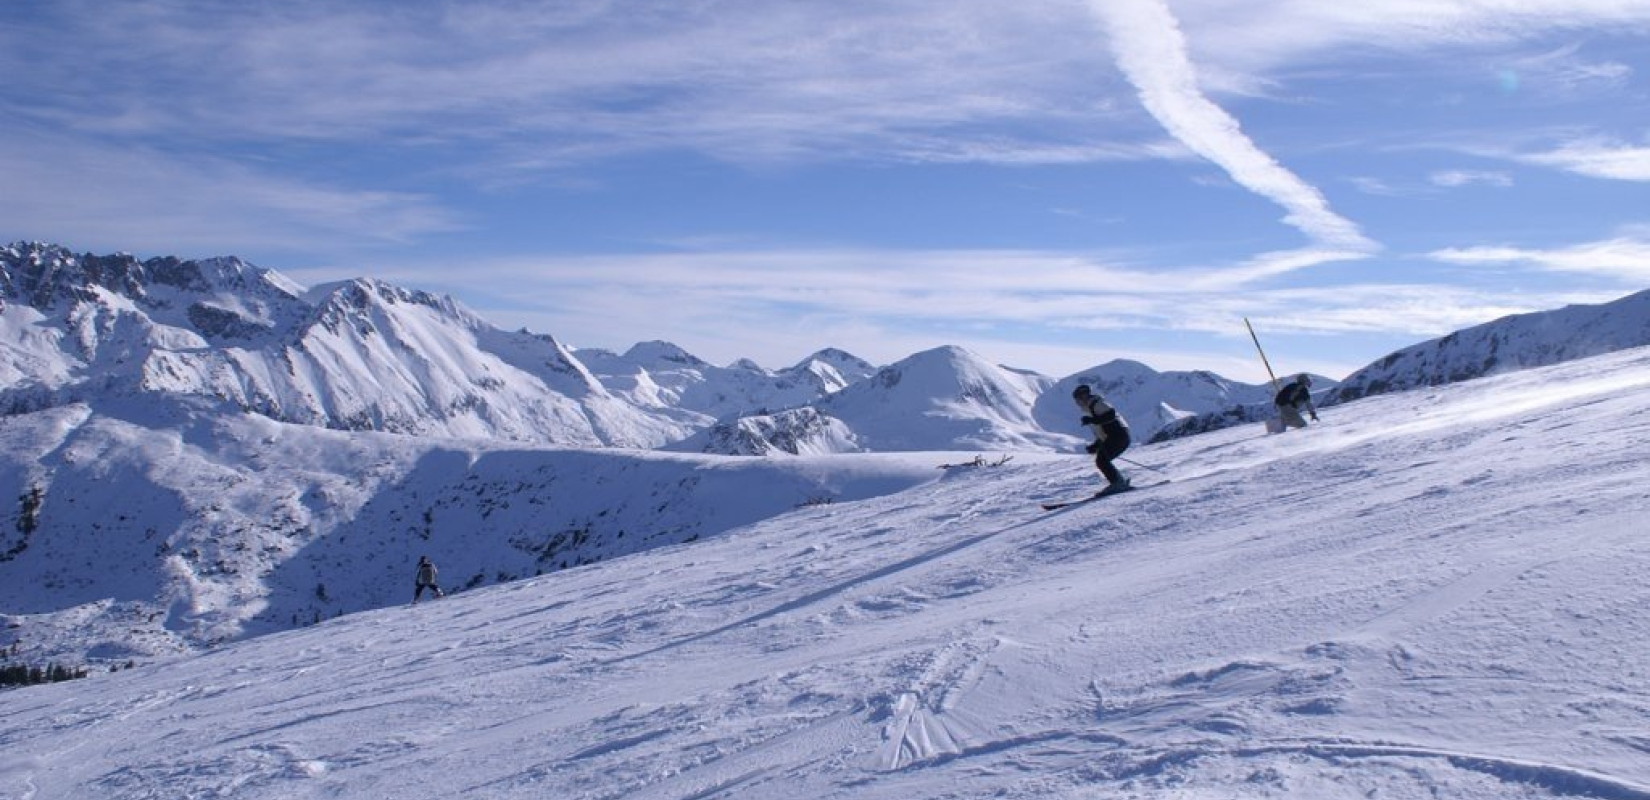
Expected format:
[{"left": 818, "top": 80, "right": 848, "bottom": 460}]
[{"left": 1245, "top": 317, "right": 1281, "bottom": 393}]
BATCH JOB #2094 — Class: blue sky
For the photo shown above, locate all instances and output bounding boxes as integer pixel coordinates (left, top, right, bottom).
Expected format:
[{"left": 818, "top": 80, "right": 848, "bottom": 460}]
[{"left": 4, "top": 0, "right": 1649, "bottom": 383}]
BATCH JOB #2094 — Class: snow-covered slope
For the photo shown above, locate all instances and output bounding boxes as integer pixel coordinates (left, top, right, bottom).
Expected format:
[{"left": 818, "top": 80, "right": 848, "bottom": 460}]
[
  {"left": 0, "top": 396, "right": 952, "bottom": 664},
  {"left": 1332, "top": 288, "right": 1650, "bottom": 402},
  {"left": 3, "top": 346, "right": 1647, "bottom": 799}
]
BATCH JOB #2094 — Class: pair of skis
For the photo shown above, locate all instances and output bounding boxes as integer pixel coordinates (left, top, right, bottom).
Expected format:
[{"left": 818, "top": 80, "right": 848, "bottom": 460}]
[{"left": 1039, "top": 478, "right": 1167, "bottom": 511}]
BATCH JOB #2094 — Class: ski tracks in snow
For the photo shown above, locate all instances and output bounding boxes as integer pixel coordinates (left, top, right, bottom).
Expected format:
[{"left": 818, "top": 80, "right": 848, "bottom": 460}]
[
  {"left": 889, "top": 637, "right": 1650, "bottom": 799},
  {"left": 872, "top": 636, "right": 1001, "bottom": 771}
]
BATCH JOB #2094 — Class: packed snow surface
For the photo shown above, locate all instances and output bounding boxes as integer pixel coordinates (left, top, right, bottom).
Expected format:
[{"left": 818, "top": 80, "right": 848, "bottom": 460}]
[{"left": 2, "top": 348, "right": 1649, "bottom": 799}]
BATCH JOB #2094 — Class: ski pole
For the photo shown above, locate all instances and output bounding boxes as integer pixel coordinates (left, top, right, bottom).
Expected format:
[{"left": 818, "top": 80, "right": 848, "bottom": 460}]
[{"left": 1118, "top": 456, "right": 1166, "bottom": 474}]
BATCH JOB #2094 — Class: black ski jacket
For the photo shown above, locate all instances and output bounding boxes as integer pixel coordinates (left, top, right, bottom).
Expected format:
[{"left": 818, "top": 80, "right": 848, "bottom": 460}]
[
  {"left": 1275, "top": 381, "right": 1312, "bottom": 408},
  {"left": 1076, "top": 394, "right": 1129, "bottom": 443}
]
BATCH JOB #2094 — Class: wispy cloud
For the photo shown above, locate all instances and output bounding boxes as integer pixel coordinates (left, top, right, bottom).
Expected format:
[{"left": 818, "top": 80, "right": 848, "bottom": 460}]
[
  {"left": 1350, "top": 176, "right": 1405, "bottom": 197},
  {"left": 1183, "top": 1, "right": 1650, "bottom": 77},
  {"left": 0, "top": 128, "right": 463, "bottom": 254},
  {"left": 5, "top": 0, "right": 1647, "bottom": 184},
  {"left": 1086, "top": 0, "right": 1378, "bottom": 254},
  {"left": 0, "top": 0, "right": 1135, "bottom": 172},
  {"left": 1430, "top": 235, "right": 1650, "bottom": 279},
  {"left": 1188, "top": 248, "right": 1376, "bottom": 289},
  {"left": 1499, "top": 42, "right": 1633, "bottom": 99},
  {"left": 1430, "top": 169, "right": 1515, "bottom": 188},
  {"left": 14, "top": 1, "right": 1638, "bottom": 176},
  {"left": 1519, "top": 138, "right": 1650, "bottom": 180}
]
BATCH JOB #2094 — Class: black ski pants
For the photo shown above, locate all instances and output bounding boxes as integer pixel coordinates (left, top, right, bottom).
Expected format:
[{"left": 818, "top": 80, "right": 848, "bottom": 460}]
[{"left": 1092, "top": 427, "right": 1131, "bottom": 485}]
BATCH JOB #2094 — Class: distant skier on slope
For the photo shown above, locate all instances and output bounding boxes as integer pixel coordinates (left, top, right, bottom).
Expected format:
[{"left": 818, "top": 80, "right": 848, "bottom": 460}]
[
  {"left": 1073, "top": 384, "right": 1132, "bottom": 495},
  {"left": 413, "top": 556, "right": 444, "bottom": 603},
  {"left": 1275, "top": 374, "right": 1320, "bottom": 430}
]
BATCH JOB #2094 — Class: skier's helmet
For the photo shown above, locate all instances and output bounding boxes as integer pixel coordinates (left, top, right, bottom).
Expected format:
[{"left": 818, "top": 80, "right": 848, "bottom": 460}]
[
  {"left": 1072, "top": 384, "right": 1092, "bottom": 399},
  {"left": 1298, "top": 373, "right": 1312, "bottom": 387}
]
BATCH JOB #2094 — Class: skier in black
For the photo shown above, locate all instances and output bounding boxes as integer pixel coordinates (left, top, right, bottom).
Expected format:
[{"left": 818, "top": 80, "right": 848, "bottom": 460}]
[
  {"left": 1275, "top": 374, "right": 1319, "bottom": 430},
  {"left": 413, "top": 556, "right": 444, "bottom": 603},
  {"left": 1073, "top": 384, "right": 1132, "bottom": 495}
]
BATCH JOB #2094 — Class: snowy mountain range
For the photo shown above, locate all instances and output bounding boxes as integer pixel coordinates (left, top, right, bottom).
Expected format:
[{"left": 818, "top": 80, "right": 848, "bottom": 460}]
[
  {"left": 3, "top": 241, "right": 1650, "bottom": 676},
  {"left": 687, "top": 348, "right": 1283, "bottom": 456},
  {"left": 0, "top": 242, "right": 1278, "bottom": 455},
  {"left": 0, "top": 243, "right": 676, "bottom": 447},
  {"left": 3, "top": 344, "right": 1647, "bottom": 799},
  {"left": 578, "top": 341, "right": 878, "bottom": 425}
]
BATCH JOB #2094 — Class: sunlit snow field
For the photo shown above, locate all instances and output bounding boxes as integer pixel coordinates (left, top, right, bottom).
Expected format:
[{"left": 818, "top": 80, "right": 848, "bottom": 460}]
[{"left": 3, "top": 347, "right": 1649, "bottom": 799}]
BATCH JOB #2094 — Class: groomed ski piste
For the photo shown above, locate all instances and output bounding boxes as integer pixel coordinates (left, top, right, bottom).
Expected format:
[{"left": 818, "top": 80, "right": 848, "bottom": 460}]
[{"left": 3, "top": 347, "right": 1649, "bottom": 800}]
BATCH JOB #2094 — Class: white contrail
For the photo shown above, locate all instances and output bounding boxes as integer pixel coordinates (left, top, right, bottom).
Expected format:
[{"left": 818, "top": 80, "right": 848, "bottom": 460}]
[{"left": 1090, "top": 0, "right": 1378, "bottom": 254}]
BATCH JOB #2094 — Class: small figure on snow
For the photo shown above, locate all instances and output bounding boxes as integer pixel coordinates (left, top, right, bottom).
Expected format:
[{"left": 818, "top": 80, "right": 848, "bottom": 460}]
[
  {"left": 1073, "top": 384, "right": 1132, "bottom": 495},
  {"left": 1275, "top": 373, "right": 1320, "bottom": 430},
  {"left": 413, "top": 556, "right": 444, "bottom": 603}
]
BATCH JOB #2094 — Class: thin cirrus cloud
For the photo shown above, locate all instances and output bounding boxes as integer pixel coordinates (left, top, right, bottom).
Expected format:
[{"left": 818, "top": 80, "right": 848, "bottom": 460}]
[
  {"left": 1431, "top": 236, "right": 1650, "bottom": 280},
  {"left": 1, "top": 1, "right": 1128, "bottom": 168},
  {"left": 1185, "top": 0, "right": 1650, "bottom": 72},
  {"left": 371, "top": 246, "right": 1419, "bottom": 327},
  {"left": 8, "top": 1, "right": 1649, "bottom": 175},
  {"left": 364, "top": 248, "right": 1482, "bottom": 341},
  {"left": 0, "top": 129, "right": 463, "bottom": 254},
  {"left": 1519, "top": 138, "right": 1650, "bottom": 181},
  {"left": 9, "top": 2, "right": 1643, "bottom": 195},
  {"left": 1502, "top": 43, "right": 1632, "bottom": 97},
  {"left": 1430, "top": 170, "right": 1515, "bottom": 188}
]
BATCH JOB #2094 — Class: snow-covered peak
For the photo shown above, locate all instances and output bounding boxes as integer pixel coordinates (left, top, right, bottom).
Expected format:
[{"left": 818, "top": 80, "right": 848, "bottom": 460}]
[
  {"left": 728, "top": 357, "right": 770, "bottom": 374},
  {"left": 305, "top": 277, "right": 477, "bottom": 326},
  {"left": 579, "top": 341, "right": 863, "bottom": 425},
  {"left": 781, "top": 348, "right": 876, "bottom": 396},
  {"left": 792, "top": 347, "right": 877, "bottom": 377},
  {"left": 1082, "top": 357, "right": 1159, "bottom": 382},
  {"left": 623, "top": 340, "right": 708, "bottom": 367},
  {"left": 866, "top": 345, "right": 1002, "bottom": 390},
  {"left": 808, "top": 345, "right": 1066, "bottom": 452},
  {"left": 686, "top": 346, "right": 1071, "bottom": 456},
  {"left": 139, "top": 254, "right": 292, "bottom": 298},
  {"left": 1, "top": 243, "right": 300, "bottom": 310},
  {"left": 2, "top": 243, "right": 140, "bottom": 309}
]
